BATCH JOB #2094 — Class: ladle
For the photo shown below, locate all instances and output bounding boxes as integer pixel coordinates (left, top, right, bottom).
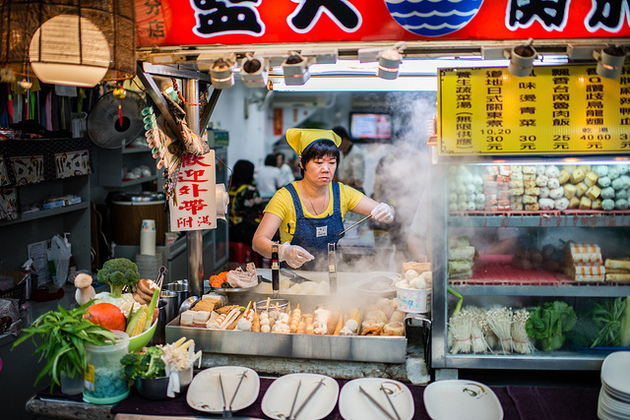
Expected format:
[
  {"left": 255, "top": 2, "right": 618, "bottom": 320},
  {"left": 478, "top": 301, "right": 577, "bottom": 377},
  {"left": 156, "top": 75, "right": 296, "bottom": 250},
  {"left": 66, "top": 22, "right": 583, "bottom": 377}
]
[{"left": 179, "top": 295, "right": 200, "bottom": 313}]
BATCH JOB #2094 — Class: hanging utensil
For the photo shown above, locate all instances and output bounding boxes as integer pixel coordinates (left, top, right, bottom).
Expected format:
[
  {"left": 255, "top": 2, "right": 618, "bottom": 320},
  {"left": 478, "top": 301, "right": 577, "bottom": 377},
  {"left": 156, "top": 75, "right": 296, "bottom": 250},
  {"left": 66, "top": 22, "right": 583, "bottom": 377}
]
[
  {"left": 328, "top": 243, "right": 338, "bottom": 294},
  {"left": 291, "top": 378, "right": 325, "bottom": 420},
  {"left": 380, "top": 383, "right": 402, "bottom": 420},
  {"left": 271, "top": 243, "right": 280, "bottom": 298},
  {"left": 287, "top": 379, "right": 302, "bottom": 420},
  {"left": 359, "top": 385, "right": 396, "bottom": 420},
  {"left": 156, "top": 266, "right": 168, "bottom": 290},
  {"left": 339, "top": 214, "right": 371, "bottom": 235}
]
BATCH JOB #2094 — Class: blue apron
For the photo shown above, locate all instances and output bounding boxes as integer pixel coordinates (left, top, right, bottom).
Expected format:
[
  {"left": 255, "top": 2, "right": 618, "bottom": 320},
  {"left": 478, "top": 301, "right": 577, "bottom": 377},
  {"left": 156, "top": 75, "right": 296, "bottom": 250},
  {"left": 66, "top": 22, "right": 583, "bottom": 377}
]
[{"left": 285, "top": 182, "right": 345, "bottom": 271}]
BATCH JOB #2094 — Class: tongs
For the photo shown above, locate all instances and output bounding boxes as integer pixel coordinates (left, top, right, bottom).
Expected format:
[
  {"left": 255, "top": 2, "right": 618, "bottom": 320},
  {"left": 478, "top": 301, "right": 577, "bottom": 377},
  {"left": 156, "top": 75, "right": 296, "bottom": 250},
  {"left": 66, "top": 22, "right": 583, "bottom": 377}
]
[
  {"left": 218, "top": 370, "right": 247, "bottom": 418},
  {"left": 359, "top": 385, "right": 396, "bottom": 420},
  {"left": 289, "top": 378, "right": 325, "bottom": 420},
  {"left": 281, "top": 268, "right": 315, "bottom": 284}
]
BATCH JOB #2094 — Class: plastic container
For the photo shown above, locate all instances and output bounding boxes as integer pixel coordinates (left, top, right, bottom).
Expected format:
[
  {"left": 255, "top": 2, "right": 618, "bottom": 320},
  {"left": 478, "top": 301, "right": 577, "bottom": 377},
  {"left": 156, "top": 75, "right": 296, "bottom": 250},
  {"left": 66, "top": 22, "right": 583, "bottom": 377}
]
[
  {"left": 396, "top": 281, "right": 431, "bottom": 314},
  {"left": 83, "top": 331, "right": 130, "bottom": 404}
]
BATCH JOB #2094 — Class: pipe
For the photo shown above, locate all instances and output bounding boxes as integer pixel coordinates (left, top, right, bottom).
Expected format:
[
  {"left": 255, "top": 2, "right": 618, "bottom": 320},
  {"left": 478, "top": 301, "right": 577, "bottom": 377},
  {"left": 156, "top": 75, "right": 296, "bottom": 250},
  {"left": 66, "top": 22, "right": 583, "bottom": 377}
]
[{"left": 183, "top": 78, "right": 204, "bottom": 297}]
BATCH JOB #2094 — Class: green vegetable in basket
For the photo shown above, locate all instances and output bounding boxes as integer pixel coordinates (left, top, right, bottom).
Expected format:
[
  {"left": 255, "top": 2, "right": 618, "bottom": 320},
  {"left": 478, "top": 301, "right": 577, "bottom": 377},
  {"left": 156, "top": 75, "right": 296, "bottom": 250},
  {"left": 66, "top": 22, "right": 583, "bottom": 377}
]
[
  {"left": 526, "top": 301, "right": 577, "bottom": 352},
  {"left": 120, "top": 345, "right": 166, "bottom": 380}
]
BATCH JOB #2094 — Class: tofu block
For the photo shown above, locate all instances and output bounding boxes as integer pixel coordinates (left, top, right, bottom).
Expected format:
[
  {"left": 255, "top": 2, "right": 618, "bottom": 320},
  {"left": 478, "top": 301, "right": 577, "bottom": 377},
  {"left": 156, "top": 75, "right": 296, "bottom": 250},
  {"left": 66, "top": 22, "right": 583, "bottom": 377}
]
[
  {"left": 569, "top": 196, "right": 581, "bottom": 209},
  {"left": 193, "top": 311, "right": 211, "bottom": 324},
  {"left": 180, "top": 311, "right": 195, "bottom": 326},
  {"left": 525, "top": 203, "right": 540, "bottom": 211},
  {"left": 558, "top": 169, "right": 571, "bottom": 185},
  {"left": 509, "top": 187, "right": 524, "bottom": 196},
  {"left": 511, "top": 202, "right": 524, "bottom": 211},
  {"left": 579, "top": 196, "right": 592, "bottom": 209},
  {"left": 575, "top": 182, "right": 589, "bottom": 197},
  {"left": 563, "top": 184, "right": 577, "bottom": 199},
  {"left": 522, "top": 194, "right": 538, "bottom": 204},
  {"left": 525, "top": 186, "right": 540, "bottom": 196},
  {"left": 591, "top": 198, "right": 602, "bottom": 210},
  {"left": 584, "top": 171, "right": 598, "bottom": 187},
  {"left": 524, "top": 180, "right": 537, "bottom": 188},
  {"left": 523, "top": 173, "right": 536, "bottom": 181},
  {"left": 522, "top": 165, "right": 536, "bottom": 174},
  {"left": 586, "top": 185, "right": 602, "bottom": 200},
  {"left": 572, "top": 168, "right": 586, "bottom": 183},
  {"left": 509, "top": 180, "right": 524, "bottom": 189}
]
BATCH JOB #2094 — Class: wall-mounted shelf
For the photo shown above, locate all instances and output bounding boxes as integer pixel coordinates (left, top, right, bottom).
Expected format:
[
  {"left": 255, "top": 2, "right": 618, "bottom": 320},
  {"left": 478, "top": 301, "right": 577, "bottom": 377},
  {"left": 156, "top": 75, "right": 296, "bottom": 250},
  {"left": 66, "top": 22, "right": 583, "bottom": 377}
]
[{"left": 0, "top": 202, "right": 89, "bottom": 227}]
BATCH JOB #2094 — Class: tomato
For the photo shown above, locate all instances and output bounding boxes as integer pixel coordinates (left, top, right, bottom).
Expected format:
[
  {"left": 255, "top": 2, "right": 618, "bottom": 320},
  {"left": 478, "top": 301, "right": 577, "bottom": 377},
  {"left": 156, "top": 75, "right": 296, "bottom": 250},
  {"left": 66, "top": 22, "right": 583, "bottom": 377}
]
[{"left": 84, "top": 302, "right": 127, "bottom": 331}]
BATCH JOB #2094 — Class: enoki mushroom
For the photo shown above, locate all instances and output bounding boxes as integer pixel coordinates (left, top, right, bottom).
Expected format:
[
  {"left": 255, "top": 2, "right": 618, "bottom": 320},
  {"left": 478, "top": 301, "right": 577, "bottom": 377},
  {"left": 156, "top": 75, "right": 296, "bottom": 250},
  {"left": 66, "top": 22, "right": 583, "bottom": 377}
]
[
  {"left": 512, "top": 308, "right": 535, "bottom": 354},
  {"left": 486, "top": 307, "right": 514, "bottom": 355},
  {"left": 448, "top": 309, "right": 473, "bottom": 354}
]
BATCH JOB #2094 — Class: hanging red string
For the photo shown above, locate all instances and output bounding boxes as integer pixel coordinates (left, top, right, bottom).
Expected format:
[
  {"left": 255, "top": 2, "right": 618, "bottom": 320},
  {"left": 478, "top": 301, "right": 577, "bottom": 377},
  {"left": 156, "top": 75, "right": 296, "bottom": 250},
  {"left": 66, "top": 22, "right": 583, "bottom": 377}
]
[{"left": 112, "top": 85, "right": 127, "bottom": 127}]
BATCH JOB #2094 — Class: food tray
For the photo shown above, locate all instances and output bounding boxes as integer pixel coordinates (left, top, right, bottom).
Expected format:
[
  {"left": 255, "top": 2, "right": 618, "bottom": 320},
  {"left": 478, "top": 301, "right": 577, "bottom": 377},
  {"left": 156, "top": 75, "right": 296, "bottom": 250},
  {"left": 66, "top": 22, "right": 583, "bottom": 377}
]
[
  {"left": 165, "top": 317, "right": 407, "bottom": 364},
  {"left": 0, "top": 271, "right": 26, "bottom": 303}
]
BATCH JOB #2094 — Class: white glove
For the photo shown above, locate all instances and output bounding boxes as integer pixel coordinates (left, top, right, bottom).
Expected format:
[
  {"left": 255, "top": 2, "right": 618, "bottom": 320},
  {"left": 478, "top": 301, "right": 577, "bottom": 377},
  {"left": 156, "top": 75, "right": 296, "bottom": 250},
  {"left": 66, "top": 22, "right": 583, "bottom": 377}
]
[
  {"left": 278, "top": 242, "right": 315, "bottom": 269},
  {"left": 371, "top": 202, "right": 395, "bottom": 224}
]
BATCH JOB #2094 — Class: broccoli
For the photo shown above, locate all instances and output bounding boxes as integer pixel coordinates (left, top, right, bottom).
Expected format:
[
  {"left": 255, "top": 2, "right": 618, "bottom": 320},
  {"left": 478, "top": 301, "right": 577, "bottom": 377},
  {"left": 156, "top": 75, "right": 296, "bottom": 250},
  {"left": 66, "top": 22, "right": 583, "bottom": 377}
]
[
  {"left": 97, "top": 258, "right": 141, "bottom": 298},
  {"left": 120, "top": 346, "right": 166, "bottom": 380}
]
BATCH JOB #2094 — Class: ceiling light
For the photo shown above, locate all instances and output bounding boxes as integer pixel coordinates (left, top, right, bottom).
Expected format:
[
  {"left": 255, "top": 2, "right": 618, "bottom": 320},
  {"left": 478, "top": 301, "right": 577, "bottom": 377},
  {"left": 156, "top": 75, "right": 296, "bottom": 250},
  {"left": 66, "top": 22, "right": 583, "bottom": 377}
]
[
  {"left": 240, "top": 54, "right": 268, "bottom": 88},
  {"left": 358, "top": 42, "right": 406, "bottom": 80},
  {"left": 210, "top": 58, "right": 234, "bottom": 89},
  {"left": 505, "top": 39, "right": 537, "bottom": 77},
  {"left": 377, "top": 48, "right": 403, "bottom": 80},
  {"left": 594, "top": 45, "right": 627, "bottom": 79},
  {"left": 29, "top": 14, "right": 110, "bottom": 87},
  {"left": 282, "top": 52, "right": 310, "bottom": 86}
]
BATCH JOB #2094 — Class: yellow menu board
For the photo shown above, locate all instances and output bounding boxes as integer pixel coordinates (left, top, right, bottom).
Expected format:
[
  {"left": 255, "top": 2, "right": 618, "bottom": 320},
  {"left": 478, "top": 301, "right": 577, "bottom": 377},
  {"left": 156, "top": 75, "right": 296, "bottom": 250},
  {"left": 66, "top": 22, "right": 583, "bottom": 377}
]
[{"left": 438, "top": 64, "right": 630, "bottom": 155}]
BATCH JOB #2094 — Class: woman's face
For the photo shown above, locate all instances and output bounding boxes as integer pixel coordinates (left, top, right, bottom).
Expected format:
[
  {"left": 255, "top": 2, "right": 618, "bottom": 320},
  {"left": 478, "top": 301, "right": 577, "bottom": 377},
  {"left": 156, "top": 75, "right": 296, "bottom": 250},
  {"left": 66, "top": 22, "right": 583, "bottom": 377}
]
[{"left": 301, "top": 154, "right": 337, "bottom": 186}]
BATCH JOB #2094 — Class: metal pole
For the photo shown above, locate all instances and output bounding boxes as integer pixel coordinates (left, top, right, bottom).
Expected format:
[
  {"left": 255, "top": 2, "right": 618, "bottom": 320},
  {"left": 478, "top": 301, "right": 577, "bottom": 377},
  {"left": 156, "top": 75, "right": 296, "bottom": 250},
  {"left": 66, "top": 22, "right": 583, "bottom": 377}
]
[{"left": 183, "top": 78, "right": 204, "bottom": 297}]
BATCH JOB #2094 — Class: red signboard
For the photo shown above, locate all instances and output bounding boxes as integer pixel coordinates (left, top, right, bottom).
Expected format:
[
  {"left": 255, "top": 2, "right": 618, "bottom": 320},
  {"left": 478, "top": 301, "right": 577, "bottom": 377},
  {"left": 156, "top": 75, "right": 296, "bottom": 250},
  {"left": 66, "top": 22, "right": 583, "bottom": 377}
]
[{"left": 136, "top": 0, "right": 630, "bottom": 48}]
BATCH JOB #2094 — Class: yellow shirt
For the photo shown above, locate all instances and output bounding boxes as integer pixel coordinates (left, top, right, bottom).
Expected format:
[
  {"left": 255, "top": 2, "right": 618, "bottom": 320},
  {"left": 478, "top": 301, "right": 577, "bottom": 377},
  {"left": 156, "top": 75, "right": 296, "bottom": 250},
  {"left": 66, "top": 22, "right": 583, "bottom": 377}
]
[{"left": 264, "top": 182, "right": 364, "bottom": 244}]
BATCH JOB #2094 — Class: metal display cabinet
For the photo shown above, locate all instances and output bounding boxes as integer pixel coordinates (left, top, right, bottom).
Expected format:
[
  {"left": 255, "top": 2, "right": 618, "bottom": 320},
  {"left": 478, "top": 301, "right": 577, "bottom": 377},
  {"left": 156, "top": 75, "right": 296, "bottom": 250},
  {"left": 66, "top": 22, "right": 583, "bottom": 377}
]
[{"left": 430, "top": 156, "right": 630, "bottom": 380}]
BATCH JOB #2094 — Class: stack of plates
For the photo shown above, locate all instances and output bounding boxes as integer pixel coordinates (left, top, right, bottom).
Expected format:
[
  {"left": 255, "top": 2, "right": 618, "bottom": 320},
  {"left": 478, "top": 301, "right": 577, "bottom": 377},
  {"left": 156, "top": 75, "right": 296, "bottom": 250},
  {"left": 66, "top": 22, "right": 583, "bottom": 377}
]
[{"left": 599, "top": 351, "right": 630, "bottom": 420}]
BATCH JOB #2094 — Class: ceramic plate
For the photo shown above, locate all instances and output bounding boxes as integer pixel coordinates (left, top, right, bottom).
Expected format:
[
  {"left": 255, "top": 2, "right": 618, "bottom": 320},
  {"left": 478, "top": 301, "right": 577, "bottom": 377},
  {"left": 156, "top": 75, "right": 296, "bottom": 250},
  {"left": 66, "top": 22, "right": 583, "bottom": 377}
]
[
  {"left": 339, "top": 378, "right": 414, "bottom": 420},
  {"left": 187, "top": 366, "right": 259, "bottom": 414},
  {"left": 261, "top": 373, "right": 338, "bottom": 420},
  {"left": 423, "top": 380, "right": 503, "bottom": 420},
  {"left": 601, "top": 351, "right": 630, "bottom": 397}
]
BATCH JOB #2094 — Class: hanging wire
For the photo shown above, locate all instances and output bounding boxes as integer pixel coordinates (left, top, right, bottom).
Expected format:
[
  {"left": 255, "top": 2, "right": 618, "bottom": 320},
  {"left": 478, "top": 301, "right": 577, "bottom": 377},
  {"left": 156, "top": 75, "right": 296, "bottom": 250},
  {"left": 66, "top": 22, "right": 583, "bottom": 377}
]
[{"left": 171, "top": 77, "right": 201, "bottom": 106}]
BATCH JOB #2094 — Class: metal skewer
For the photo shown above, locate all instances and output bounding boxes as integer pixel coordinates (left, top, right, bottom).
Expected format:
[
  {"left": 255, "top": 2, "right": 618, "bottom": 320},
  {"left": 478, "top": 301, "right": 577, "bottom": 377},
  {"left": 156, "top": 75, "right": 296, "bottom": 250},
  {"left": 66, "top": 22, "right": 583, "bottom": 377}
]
[
  {"left": 359, "top": 385, "right": 395, "bottom": 420},
  {"left": 338, "top": 214, "right": 372, "bottom": 235},
  {"left": 228, "top": 371, "right": 247, "bottom": 412},
  {"left": 291, "top": 378, "right": 325, "bottom": 420},
  {"left": 287, "top": 379, "right": 302, "bottom": 420},
  {"left": 380, "top": 384, "right": 401, "bottom": 420}
]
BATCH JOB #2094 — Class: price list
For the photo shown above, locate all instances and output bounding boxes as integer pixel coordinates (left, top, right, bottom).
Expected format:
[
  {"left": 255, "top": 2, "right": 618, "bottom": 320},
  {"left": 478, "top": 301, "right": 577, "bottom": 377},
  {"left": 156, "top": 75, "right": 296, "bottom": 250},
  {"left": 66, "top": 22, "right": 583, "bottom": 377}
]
[{"left": 438, "top": 64, "right": 630, "bottom": 155}]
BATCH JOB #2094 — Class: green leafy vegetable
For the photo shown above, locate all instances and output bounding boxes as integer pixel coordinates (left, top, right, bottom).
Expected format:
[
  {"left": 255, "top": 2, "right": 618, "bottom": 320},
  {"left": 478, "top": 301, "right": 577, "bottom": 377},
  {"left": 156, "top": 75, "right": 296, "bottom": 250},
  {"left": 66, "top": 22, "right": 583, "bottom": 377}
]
[
  {"left": 591, "top": 297, "right": 627, "bottom": 348},
  {"left": 120, "top": 345, "right": 166, "bottom": 380},
  {"left": 97, "top": 258, "right": 141, "bottom": 298},
  {"left": 12, "top": 300, "right": 118, "bottom": 390},
  {"left": 526, "top": 301, "right": 577, "bottom": 352}
]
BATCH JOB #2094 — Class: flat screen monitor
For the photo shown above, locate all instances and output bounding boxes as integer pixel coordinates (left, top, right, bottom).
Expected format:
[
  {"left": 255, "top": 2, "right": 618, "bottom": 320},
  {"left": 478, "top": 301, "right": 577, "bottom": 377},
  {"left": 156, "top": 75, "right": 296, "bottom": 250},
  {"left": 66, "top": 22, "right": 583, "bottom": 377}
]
[{"left": 349, "top": 113, "right": 392, "bottom": 141}]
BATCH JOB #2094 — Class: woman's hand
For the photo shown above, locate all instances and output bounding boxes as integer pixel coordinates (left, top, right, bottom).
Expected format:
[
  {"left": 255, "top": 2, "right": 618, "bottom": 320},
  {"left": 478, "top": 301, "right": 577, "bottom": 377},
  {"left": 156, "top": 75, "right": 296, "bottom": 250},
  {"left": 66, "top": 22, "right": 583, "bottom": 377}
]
[
  {"left": 371, "top": 202, "right": 395, "bottom": 223},
  {"left": 279, "top": 242, "right": 315, "bottom": 269}
]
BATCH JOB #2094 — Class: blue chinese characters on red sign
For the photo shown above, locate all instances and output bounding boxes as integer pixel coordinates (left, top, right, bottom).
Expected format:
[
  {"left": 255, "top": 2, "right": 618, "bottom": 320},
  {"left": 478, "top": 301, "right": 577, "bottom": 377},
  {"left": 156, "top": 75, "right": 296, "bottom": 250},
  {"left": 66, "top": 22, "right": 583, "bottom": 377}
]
[{"left": 383, "top": 0, "right": 484, "bottom": 37}]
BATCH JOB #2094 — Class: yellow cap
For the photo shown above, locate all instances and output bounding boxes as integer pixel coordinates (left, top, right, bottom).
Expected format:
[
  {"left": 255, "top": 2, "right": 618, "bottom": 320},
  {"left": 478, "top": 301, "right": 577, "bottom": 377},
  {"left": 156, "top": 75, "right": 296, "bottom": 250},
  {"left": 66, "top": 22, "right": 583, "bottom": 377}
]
[{"left": 286, "top": 128, "right": 342, "bottom": 155}]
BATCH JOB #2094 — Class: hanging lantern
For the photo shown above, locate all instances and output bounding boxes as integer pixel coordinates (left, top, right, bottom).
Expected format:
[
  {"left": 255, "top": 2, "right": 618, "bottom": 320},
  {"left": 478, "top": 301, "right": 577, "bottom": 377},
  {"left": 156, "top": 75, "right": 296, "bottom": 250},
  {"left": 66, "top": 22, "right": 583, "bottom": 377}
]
[{"left": 0, "top": 0, "right": 135, "bottom": 86}]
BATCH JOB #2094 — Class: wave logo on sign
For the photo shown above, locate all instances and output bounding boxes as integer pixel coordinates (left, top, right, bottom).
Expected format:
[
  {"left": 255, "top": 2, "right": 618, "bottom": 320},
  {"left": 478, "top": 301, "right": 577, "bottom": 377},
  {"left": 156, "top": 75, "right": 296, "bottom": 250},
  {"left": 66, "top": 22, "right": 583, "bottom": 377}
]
[{"left": 384, "top": 0, "right": 484, "bottom": 37}]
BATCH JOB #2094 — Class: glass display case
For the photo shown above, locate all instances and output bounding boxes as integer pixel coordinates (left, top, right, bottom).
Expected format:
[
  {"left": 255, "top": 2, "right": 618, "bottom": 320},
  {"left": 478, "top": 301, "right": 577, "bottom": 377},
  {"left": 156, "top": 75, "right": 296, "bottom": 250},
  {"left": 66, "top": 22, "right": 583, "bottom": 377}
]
[{"left": 430, "top": 156, "right": 630, "bottom": 380}]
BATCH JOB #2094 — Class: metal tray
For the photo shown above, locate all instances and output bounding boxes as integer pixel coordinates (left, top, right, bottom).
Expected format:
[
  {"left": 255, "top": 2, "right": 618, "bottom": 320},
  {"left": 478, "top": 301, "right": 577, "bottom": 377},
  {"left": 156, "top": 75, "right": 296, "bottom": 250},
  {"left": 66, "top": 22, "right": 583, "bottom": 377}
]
[{"left": 165, "top": 317, "right": 407, "bottom": 364}]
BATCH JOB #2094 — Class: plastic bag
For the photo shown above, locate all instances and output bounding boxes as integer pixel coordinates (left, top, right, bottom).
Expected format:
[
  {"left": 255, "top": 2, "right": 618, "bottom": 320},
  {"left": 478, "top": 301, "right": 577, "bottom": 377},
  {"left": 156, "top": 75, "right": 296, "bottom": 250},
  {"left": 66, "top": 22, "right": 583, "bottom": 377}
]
[{"left": 49, "top": 234, "right": 72, "bottom": 287}]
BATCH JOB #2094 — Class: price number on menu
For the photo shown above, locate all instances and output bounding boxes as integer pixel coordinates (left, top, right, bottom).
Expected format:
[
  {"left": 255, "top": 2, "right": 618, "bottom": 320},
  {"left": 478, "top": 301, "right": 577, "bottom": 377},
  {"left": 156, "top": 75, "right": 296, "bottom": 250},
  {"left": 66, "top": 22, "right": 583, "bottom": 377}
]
[{"left": 481, "top": 128, "right": 511, "bottom": 143}]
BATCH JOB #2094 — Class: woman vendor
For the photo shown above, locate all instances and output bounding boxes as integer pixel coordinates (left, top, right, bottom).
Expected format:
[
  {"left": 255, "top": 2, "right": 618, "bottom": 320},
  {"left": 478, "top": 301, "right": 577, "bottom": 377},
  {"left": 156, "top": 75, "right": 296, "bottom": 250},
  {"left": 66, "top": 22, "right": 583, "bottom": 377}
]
[{"left": 252, "top": 128, "right": 395, "bottom": 270}]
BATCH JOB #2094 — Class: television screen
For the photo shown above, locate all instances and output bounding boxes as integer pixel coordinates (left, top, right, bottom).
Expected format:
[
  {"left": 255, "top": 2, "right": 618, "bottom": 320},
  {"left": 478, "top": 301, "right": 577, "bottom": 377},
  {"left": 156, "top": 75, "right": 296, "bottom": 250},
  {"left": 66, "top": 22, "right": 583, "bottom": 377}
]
[{"left": 350, "top": 113, "right": 392, "bottom": 140}]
